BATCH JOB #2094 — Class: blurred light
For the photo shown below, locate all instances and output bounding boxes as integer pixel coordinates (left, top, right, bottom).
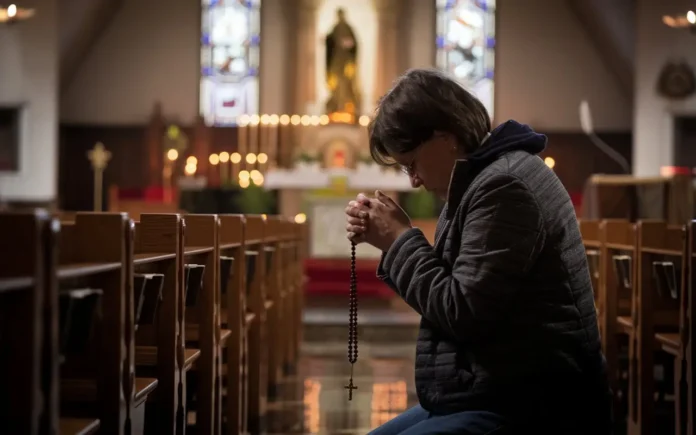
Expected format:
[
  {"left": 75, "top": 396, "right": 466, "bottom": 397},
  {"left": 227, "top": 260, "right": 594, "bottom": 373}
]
[
  {"left": 186, "top": 156, "right": 197, "bottom": 165},
  {"left": 219, "top": 151, "right": 230, "bottom": 163},
  {"left": 687, "top": 10, "right": 695, "bottom": 24},
  {"left": 231, "top": 152, "right": 242, "bottom": 164},
  {"left": 8, "top": 4, "right": 17, "bottom": 18},
  {"left": 250, "top": 114, "right": 260, "bottom": 126},
  {"left": 167, "top": 149, "right": 179, "bottom": 161},
  {"left": 359, "top": 115, "right": 370, "bottom": 127},
  {"left": 239, "top": 177, "right": 250, "bottom": 188},
  {"left": 238, "top": 114, "right": 251, "bottom": 126},
  {"left": 269, "top": 114, "right": 280, "bottom": 125},
  {"left": 294, "top": 213, "right": 307, "bottom": 224},
  {"left": 260, "top": 114, "right": 271, "bottom": 125},
  {"left": 544, "top": 157, "right": 555, "bottom": 169},
  {"left": 319, "top": 115, "right": 330, "bottom": 125},
  {"left": 239, "top": 170, "right": 250, "bottom": 180},
  {"left": 290, "top": 115, "right": 301, "bottom": 125},
  {"left": 251, "top": 173, "right": 264, "bottom": 186},
  {"left": 184, "top": 163, "right": 197, "bottom": 175},
  {"left": 209, "top": 153, "right": 220, "bottom": 165},
  {"left": 301, "top": 115, "right": 311, "bottom": 126},
  {"left": 280, "top": 114, "right": 290, "bottom": 125},
  {"left": 257, "top": 153, "right": 268, "bottom": 164},
  {"left": 246, "top": 153, "right": 257, "bottom": 164}
]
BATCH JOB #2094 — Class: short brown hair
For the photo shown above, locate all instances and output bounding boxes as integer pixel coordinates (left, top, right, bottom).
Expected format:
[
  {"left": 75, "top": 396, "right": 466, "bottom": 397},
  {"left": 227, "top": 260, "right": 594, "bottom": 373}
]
[{"left": 369, "top": 68, "right": 491, "bottom": 166}]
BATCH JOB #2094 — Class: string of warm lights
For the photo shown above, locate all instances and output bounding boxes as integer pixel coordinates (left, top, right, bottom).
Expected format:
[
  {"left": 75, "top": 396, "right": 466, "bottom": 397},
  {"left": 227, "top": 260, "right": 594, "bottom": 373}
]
[{"left": 237, "top": 113, "right": 371, "bottom": 127}]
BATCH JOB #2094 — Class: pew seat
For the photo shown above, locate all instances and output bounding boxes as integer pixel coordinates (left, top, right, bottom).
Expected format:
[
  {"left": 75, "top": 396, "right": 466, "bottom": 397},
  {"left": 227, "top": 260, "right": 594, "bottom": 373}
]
[
  {"left": 134, "top": 377, "right": 159, "bottom": 405},
  {"left": 135, "top": 345, "right": 201, "bottom": 370},
  {"left": 59, "top": 417, "right": 100, "bottom": 435},
  {"left": 654, "top": 332, "right": 680, "bottom": 356},
  {"left": 617, "top": 315, "right": 633, "bottom": 333}
]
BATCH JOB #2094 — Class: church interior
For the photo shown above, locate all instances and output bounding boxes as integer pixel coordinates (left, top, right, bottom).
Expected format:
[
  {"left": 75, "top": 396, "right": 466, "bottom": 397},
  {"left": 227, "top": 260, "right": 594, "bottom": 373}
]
[{"left": 1, "top": 0, "right": 696, "bottom": 433}]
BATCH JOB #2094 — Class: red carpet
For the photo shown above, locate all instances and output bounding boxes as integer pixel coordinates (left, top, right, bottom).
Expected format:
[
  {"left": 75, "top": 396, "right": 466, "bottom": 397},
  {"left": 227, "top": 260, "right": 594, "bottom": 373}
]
[{"left": 304, "top": 258, "right": 394, "bottom": 299}]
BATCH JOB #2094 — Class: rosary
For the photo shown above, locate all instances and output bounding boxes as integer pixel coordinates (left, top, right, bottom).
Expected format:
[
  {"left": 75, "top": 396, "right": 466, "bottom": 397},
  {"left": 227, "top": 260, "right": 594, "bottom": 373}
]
[{"left": 345, "top": 241, "right": 359, "bottom": 400}]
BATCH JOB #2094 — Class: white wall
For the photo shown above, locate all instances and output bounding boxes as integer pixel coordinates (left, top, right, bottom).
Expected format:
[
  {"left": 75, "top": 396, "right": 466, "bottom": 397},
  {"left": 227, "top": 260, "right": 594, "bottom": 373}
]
[
  {"left": 0, "top": 0, "right": 59, "bottom": 201},
  {"left": 60, "top": 0, "right": 200, "bottom": 125},
  {"left": 62, "top": 0, "right": 633, "bottom": 133},
  {"left": 495, "top": 0, "right": 631, "bottom": 131},
  {"left": 633, "top": 0, "right": 696, "bottom": 176}
]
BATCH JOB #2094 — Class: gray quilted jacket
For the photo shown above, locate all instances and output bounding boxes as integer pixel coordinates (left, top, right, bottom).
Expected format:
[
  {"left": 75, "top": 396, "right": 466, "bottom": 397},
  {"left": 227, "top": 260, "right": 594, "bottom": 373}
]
[{"left": 377, "top": 121, "right": 612, "bottom": 433}]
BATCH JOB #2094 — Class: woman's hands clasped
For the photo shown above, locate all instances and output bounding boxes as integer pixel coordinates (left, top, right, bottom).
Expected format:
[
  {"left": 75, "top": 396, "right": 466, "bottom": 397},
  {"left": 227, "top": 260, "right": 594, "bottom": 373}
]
[{"left": 345, "top": 190, "right": 412, "bottom": 252}]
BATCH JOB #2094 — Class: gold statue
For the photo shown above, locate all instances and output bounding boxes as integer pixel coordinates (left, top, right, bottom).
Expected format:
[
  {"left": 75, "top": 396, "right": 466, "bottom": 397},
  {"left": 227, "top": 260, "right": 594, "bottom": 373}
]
[{"left": 325, "top": 8, "right": 361, "bottom": 116}]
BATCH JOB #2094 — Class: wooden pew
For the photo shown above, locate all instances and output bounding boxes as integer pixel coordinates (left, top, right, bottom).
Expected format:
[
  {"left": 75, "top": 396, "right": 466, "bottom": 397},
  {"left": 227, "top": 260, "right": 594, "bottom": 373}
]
[
  {"left": 56, "top": 212, "right": 132, "bottom": 434},
  {"left": 265, "top": 217, "right": 284, "bottom": 399},
  {"left": 597, "top": 219, "right": 636, "bottom": 423},
  {"left": 631, "top": 221, "right": 684, "bottom": 434},
  {"left": 244, "top": 215, "right": 270, "bottom": 433},
  {"left": 686, "top": 221, "right": 696, "bottom": 435},
  {"left": 181, "top": 214, "right": 219, "bottom": 433},
  {"left": 0, "top": 211, "right": 60, "bottom": 434},
  {"left": 132, "top": 214, "right": 196, "bottom": 434},
  {"left": 579, "top": 219, "right": 600, "bottom": 311},
  {"left": 287, "top": 220, "right": 307, "bottom": 376},
  {"left": 218, "top": 215, "right": 246, "bottom": 434}
]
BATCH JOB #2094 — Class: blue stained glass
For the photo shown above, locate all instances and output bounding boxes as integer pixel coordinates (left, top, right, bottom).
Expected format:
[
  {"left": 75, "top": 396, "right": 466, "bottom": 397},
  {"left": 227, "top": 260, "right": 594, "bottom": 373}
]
[
  {"left": 485, "top": 69, "right": 494, "bottom": 79},
  {"left": 436, "top": 35, "right": 445, "bottom": 48},
  {"left": 243, "top": 0, "right": 252, "bottom": 7},
  {"left": 486, "top": 37, "right": 495, "bottom": 49},
  {"left": 446, "top": 0, "right": 456, "bottom": 9},
  {"left": 202, "top": 67, "right": 214, "bottom": 76},
  {"left": 248, "top": 67, "right": 258, "bottom": 77},
  {"left": 250, "top": 34, "right": 260, "bottom": 46},
  {"left": 477, "top": 0, "right": 488, "bottom": 11},
  {"left": 210, "top": 0, "right": 219, "bottom": 5},
  {"left": 201, "top": 33, "right": 210, "bottom": 46}
]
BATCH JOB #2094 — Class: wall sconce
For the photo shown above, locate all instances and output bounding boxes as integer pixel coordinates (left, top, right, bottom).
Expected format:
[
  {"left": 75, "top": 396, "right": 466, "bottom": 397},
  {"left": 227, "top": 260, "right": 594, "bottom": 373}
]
[{"left": 0, "top": 4, "right": 36, "bottom": 24}]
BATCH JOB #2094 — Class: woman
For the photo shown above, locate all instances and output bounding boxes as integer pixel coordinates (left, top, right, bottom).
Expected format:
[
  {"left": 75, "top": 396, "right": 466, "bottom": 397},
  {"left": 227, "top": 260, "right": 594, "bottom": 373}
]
[{"left": 345, "top": 69, "right": 612, "bottom": 435}]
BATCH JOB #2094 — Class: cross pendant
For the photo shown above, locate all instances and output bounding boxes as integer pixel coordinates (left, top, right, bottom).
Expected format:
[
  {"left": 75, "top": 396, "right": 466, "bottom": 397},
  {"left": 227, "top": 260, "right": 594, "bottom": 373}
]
[{"left": 344, "top": 379, "right": 358, "bottom": 401}]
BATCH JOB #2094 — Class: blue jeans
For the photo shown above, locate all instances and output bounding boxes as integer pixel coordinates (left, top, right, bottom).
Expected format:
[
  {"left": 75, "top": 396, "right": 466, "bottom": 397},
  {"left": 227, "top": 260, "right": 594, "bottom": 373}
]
[{"left": 368, "top": 405, "right": 508, "bottom": 435}]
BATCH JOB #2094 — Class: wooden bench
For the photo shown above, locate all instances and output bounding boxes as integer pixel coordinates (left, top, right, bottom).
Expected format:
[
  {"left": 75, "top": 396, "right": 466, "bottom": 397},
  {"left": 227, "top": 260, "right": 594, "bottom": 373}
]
[
  {"left": 0, "top": 210, "right": 308, "bottom": 434},
  {"left": 244, "top": 215, "right": 270, "bottom": 433},
  {"left": 581, "top": 218, "right": 694, "bottom": 435},
  {"left": 56, "top": 212, "right": 133, "bottom": 434},
  {"left": 132, "top": 213, "right": 192, "bottom": 434},
  {"left": 218, "top": 214, "right": 246, "bottom": 434},
  {"left": 0, "top": 211, "right": 60, "bottom": 434}
]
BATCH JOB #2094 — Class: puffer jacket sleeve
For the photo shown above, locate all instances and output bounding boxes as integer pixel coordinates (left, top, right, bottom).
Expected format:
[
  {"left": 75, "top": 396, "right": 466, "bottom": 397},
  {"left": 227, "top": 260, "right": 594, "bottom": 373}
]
[{"left": 377, "top": 173, "right": 545, "bottom": 342}]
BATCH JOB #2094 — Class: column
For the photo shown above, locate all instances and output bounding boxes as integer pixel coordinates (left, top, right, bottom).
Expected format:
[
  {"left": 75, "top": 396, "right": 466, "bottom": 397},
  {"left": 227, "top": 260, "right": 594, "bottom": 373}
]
[
  {"left": 293, "top": 0, "right": 319, "bottom": 114},
  {"left": 373, "top": 0, "right": 400, "bottom": 104}
]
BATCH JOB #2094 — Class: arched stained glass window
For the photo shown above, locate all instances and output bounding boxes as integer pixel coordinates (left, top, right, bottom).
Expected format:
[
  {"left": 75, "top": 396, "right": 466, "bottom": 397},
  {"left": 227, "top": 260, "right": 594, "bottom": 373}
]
[
  {"left": 436, "top": 0, "right": 496, "bottom": 118},
  {"left": 200, "top": 0, "right": 261, "bottom": 126}
]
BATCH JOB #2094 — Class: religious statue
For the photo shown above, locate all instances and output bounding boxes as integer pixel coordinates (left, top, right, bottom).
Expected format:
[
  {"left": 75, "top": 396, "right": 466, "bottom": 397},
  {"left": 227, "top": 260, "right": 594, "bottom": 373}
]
[{"left": 325, "top": 8, "right": 362, "bottom": 116}]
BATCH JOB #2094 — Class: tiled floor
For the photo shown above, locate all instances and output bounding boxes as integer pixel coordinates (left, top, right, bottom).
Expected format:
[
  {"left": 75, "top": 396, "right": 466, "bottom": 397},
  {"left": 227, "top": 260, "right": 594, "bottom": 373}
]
[{"left": 267, "top": 301, "right": 420, "bottom": 435}]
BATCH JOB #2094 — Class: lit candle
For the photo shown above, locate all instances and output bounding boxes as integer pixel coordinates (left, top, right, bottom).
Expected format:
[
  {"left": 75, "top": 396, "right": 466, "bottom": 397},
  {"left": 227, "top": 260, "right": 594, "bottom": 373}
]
[
  {"left": 249, "top": 114, "right": 260, "bottom": 171},
  {"left": 279, "top": 114, "right": 290, "bottom": 168},
  {"left": 231, "top": 152, "right": 241, "bottom": 180},
  {"left": 219, "top": 151, "right": 230, "bottom": 185},
  {"left": 237, "top": 115, "right": 249, "bottom": 171}
]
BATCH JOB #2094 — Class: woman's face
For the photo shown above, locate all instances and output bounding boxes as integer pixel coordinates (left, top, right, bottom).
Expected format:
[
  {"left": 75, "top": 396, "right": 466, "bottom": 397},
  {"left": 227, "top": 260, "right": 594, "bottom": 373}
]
[{"left": 391, "top": 132, "right": 460, "bottom": 199}]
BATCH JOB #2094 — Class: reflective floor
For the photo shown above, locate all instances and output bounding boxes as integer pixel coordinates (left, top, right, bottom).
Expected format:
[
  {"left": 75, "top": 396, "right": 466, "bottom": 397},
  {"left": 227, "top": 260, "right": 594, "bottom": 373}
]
[{"left": 267, "top": 299, "right": 420, "bottom": 435}]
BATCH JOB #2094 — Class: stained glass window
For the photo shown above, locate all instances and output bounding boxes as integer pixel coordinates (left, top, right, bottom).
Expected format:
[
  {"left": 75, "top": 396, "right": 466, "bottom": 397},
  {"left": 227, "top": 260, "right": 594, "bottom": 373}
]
[
  {"left": 200, "top": 0, "right": 261, "bottom": 126},
  {"left": 436, "top": 0, "right": 496, "bottom": 118}
]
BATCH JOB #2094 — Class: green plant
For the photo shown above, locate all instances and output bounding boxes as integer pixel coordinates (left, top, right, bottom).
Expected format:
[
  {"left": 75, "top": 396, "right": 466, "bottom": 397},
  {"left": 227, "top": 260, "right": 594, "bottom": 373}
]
[
  {"left": 403, "top": 187, "right": 437, "bottom": 219},
  {"left": 295, "top": 152, "right": 317, "bottom": 164},
  {"left": 357, "top": 154, "right": 374, "bottom": 165},
  {"left": 234, "top": 183, "right": 276, "bottom": 214}
]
